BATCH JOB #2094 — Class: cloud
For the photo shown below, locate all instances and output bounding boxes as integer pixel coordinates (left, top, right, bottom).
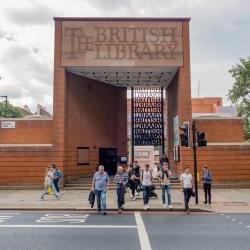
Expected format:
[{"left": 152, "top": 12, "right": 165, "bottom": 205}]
[
  {"left": 1, "top": 45, "right": 52, "bottom": 85},
  {"left": 6, "top": 1, "right": 59, "bottom": 26},
  {"left": 0, "top": 30, "right": 17, "bottom": 41}
]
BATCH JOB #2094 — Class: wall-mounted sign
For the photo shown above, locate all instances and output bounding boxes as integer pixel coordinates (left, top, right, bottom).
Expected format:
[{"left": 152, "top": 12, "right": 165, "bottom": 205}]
[
  {"left": 62, "top": 21, "right": 183, "bottom": 67},
  {"left": 1, "top": 121, "right": 15, "bottom": 129}
]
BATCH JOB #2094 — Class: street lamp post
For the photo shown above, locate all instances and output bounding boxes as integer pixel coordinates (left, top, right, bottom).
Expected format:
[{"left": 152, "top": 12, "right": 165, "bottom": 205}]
[{"left": 1, "top": 95, "right": 8, "bottom": 118}]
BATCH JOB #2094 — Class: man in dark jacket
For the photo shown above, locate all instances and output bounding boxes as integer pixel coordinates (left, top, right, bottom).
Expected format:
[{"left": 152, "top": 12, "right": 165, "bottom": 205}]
[{"left": 202, "top": 166, "right": 212, "bottom": 204}]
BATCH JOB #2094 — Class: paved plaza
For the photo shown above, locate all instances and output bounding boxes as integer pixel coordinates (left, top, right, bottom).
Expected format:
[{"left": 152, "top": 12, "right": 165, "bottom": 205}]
[{"left": 1, "top": 188, "right": 250, "bottom": 213}]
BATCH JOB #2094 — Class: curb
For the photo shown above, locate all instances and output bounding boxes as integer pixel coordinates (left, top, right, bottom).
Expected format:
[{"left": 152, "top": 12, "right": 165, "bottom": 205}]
[{"left": 0, "top": 207, "right": 213, "bottom": 213}]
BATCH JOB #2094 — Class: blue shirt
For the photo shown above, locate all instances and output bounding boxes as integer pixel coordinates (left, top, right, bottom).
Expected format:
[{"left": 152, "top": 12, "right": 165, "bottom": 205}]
[
  {"left": 93, "top": 171, "right": 109, "bottom": 191},
  {"left": 202, "top": 171, "right": 212, "bottom": 184}
]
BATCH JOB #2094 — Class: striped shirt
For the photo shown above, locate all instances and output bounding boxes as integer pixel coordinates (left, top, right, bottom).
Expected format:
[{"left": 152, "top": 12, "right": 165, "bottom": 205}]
[{"left": 114, "top": 172, "right": 128, "bottom": 186}]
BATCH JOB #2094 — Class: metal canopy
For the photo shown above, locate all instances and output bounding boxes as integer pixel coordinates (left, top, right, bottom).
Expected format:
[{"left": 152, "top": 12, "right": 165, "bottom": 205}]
[{"left": 66, "top": 67, "right": 178, "bottom": 87}]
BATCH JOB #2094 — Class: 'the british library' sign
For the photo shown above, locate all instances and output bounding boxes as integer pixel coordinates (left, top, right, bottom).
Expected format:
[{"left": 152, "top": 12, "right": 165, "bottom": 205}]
[{"left": 61, "top": 21, "right": 183, "bottom": 67}]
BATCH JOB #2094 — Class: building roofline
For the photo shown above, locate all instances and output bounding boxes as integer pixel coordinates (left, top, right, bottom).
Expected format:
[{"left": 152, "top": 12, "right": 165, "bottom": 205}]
[{"left": 53, "top": 17, "right": 191, "bottom": 22}]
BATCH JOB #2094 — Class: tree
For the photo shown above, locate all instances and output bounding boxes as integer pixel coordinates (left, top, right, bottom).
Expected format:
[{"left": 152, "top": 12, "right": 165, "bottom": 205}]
[
  {"left": 228, "top": 57, "right": 250, "bottom": 140},
  {"left": 0, "top": 101, "right": 23, "bottom": 118}
]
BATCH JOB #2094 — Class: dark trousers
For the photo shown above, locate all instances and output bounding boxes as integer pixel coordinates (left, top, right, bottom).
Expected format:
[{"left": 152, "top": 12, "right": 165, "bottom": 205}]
[
  {"left": 143, "top": 185, "right": 151, "bottom": 205},
  {"left": 116, "top": 185, "right": 125, "bottom": 209},
  {"left": 183, "top": 188, "right": 192, "bottom": 209},
  {"left": 203, "top": 183, "right": 211, "bottom": 202},
  {"left": 130, "top": 180, "right": 139, "bottom": 197},
  {"left": 53, "top": 179, "right": 59, "bottom": 193}
]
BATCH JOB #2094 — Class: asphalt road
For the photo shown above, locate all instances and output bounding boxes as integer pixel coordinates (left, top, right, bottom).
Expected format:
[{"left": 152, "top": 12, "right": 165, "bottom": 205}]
[{"left": 0, "top": 211, "right": 249, "bottom": 250}]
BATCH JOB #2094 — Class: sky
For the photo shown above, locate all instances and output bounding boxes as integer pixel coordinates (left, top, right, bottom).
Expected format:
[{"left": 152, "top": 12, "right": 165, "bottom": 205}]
[{"left": 0, "top": 0, "right": 249, "bottom": 113}]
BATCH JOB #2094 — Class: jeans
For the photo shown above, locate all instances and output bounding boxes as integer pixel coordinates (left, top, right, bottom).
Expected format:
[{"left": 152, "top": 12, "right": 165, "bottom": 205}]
[
  {"left": 183, "top": 188, "right": 192, "bottom": 209},
  {"left": 41, "top": 182, "right": 59, "bottom": 199},
  {"left": 95, "top": 189, "right": 107, "bottom": 211},
  {"left": 203, "top": 183, "right": 211, "bottom": 202},
  {"left": 116, "top": 185, "right": 125, "bottom": 209},
  {"left": 53, "top": 178, "right": 59, "bottom": 193},
  {"left": 161, "top": 185, "right": 171, "bottom": 205},
  {"left": 142, "top": 185, "right": 151, "bottom": 205}
]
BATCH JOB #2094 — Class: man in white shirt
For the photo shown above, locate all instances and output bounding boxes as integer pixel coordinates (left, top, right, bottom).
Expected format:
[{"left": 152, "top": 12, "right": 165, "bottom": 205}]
[
  {"left": 180, "top": 167, "right": 193, "bottom": 214},
  {"left": 140, "top": 164, "right": 153, "bottom": 210}
]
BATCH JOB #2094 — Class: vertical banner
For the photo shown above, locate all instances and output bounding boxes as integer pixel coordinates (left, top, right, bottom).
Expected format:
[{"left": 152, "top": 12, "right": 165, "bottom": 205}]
[
  {"left": 173, "top": 115, "right": 179, "bottom": 146},
  {"left": 173, "top": 115, "right": 180, "bottom": 162}
]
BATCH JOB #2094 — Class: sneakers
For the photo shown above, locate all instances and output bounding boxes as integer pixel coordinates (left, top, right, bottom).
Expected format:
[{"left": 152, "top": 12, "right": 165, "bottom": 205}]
[
  {"left": 56, "top": 196, "right": 61, "bottom": 200},
  {"left": 144, "top": 205, "right": 148, "bottom": 210},
  {"left": 40, "top": 197, "right": 44, "bottom": 201},
  {"left": 131, "top": 196, "right": 136, "bottom": 201},
  {"left": 163, "top": 204, "right": 167, "bottom": 208},
  {"left": 118, "top": 209, "right": 122, "bottom": 214},
  {"left": 146, "top": 204, "right": 149, "bottom": 209},
  {"left": 168, "top": 205, "right": 173, "bottom": 209},
  {"left": 103, "top": 211, "right": 107, "bottom": 215}
]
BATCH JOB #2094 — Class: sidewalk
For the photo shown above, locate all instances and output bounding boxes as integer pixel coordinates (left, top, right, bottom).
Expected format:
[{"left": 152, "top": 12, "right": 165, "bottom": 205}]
[{"left": 0, "top": 188, "right": 250, "bottom": 213}]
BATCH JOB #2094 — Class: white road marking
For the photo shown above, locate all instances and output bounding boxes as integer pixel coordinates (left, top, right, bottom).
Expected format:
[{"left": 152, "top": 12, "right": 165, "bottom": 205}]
[
  {"left": 134, "top": 212, "right": 152, "bottom": 250},
  {"left": 226, "top": 216, "right": 230, "bottom": 219},
  {"left": 232, "top": 219, "right": 236, "bottom": 222},
  {"left": 36, "top": 214, "right": 89, "bottom": 224},
  {"left": 0, "top": 213, "right": 19, "bottom": 223},
  {"left": 0, "top": 225, "right": 137, "bottom": 228},
  {"left": 220, "top": 214, "right": 224, "bottom": 216},
  {"left": 239, "top": 222, "right": 243, "bottom": 225},
  {"left": 246, "top": 226, "right": 250, "bottom": 228}
]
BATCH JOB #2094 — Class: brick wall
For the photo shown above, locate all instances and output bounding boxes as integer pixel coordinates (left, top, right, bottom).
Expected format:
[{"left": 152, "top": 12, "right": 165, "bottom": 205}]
[
  {"left": 64, "top": 72, "right": 127, "bottom": 180},
  {"left": 181, "top": 145, "right": 250, "bottom": 181},
  {"left": 0, "top": 146, "right": 57, "bottom": 185},
  {"left": 194, "top": 118, "right": 244, "bottom": 143},
  {"left": 166, "top": 20, "right": 192, "bottom": 174},
  {"left": 0, "top": 119, "right": 53, "bottom": 144}
]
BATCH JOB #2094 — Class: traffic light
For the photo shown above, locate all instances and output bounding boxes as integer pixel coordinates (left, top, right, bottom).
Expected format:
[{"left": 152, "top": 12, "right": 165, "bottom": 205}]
[
  {"left": 197, "top": 131, "right": 207, "bottom": 146},
  {"left": 179, "top": 122, "right": 190, "bottom": 147}
]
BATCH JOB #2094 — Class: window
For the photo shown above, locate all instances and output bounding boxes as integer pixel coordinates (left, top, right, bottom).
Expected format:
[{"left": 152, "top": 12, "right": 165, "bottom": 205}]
[{"left": 77, "top": 147, "right": 89, "bottom": 165}]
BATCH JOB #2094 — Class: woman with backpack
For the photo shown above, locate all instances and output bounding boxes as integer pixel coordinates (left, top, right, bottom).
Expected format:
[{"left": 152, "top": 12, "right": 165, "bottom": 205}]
[{"left": 140, "top": 164, "right": 153, "bottom": 210}]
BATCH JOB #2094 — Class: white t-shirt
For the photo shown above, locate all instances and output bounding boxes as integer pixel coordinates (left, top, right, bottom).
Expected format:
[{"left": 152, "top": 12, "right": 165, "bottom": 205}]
[
  {"left": 180, "top": 173, "right": 192, "bottom": 188},
  {"left": 141, "top": 170, "right": 152, "bottom": 186}
]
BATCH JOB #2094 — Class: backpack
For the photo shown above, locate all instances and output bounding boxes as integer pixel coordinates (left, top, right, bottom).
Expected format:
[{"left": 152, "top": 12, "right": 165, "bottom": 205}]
[{"left": 56, "top": 170, "right": 62, "bottom": 179}]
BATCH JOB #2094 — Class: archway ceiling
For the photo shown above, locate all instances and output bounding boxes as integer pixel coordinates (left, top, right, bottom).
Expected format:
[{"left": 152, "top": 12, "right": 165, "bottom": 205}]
[{"left": 66, "top": 67, "right": 178, "bottom": 87}]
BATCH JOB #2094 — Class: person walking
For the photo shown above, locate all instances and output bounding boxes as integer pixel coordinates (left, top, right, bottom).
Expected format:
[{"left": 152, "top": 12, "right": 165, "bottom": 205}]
[
  {"left": 51, "top": 163, "right": 62, "bottom": 193},
  {"left": 128, "top": 162, "right": 140, "bottom": 200},
  {"left": 202, "top": 166, "right": 212, "bottom": 204},
  {"left": 40, "top": 165, "right": 60, "bottom": 200},
  {"left": 158, "top": 162, "right": 172, "bottom": 209},
  {"left": 180, "top": 167, "right": 193, "bottom": 214},
  {"left": 115, "top": 166, "right": 128, "bottom": 214},
  {"left": 140, "top": 164, "right": 153, "bottom": 210},
  {"left": 91, "top": 165, "right": 109, "bottom": 215}
]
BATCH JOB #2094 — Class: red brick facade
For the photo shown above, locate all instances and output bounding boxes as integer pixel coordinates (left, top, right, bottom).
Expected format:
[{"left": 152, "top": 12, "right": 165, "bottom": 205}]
[{"left": 1, "top": 18, "right": 250, "bottom": 186}]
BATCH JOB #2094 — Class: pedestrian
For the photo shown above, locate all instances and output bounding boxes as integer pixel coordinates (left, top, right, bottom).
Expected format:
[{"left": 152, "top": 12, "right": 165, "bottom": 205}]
[
  {"left": 140, "top": 164, "right": 153, "bottom": 210},
  {"left": 202, "top": 166, "right": 212, "bottom": 204},
  {"left": 115, "top": 166, "right": 128, "bottom": 214},
  {"left": 40, "top": 165, "right": 60, "bottom": 200},
  {"left": 180, "top": 167, "right": 193, "bottom": 214},
  {"left": 128, "top": 162, "right": 140, "bottom": 200},
  {"left": 51, "top": 163, "right": 62, "bottom": 193},
  {"left": 91, "top": 165, "right": 109, "bottom": 215},
  {"left": 158, "top": 162, "right": 172, "bottom": 209}
]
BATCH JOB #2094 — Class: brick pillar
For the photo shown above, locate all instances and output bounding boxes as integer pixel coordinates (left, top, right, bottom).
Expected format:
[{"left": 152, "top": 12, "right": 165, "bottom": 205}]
[{"left": 52, "top": 20, "right": 67, "bottom": 175}]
